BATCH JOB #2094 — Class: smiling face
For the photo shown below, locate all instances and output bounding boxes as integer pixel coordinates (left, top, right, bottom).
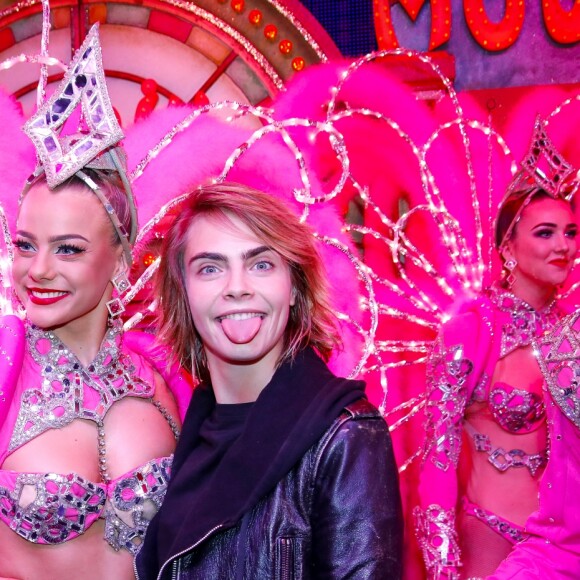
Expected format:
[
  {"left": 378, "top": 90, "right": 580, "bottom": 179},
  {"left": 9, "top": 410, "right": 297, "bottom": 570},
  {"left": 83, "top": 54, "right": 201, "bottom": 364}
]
[
  {"left": 13, "top": 181, "right": 123, "bottom": 334},
  {"left": 184, "top": 214, "right": 295, "bottom": 380},
  {"left": 504, "top": 196, "right": 577, "bottom": 302}
]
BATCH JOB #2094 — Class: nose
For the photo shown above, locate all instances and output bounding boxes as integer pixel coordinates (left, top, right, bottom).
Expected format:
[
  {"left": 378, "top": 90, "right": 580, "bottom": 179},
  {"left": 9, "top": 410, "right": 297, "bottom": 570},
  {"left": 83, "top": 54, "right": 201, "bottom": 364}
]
[
  {"left": 28, "top": 250, "right": 56, "bottom": 282},
  {"left": 223, "top": 267, "right": 253, "bottom": 300},
  {"left": 550, "top": 230, "right": 569, "bottom": 252}
]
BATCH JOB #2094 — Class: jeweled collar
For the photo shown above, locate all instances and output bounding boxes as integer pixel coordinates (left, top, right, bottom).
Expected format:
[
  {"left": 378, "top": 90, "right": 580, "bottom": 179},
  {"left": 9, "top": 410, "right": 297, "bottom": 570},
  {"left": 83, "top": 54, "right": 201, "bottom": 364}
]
[
  {"left": 9, "top": 318, "right": 152, "bottom": 453},
  {"left": 26, "top": 318, "right": 122, "bottom": 375},
  {"left": 487, "top": 285, "right": 562, "bottom": 358}
]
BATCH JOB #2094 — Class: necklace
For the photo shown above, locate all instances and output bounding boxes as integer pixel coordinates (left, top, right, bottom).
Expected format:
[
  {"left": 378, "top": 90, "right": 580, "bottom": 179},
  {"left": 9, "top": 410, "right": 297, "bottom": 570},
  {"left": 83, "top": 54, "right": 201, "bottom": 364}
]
[{"left": 10, "top": 320, "right": 178, "bottom": 482}]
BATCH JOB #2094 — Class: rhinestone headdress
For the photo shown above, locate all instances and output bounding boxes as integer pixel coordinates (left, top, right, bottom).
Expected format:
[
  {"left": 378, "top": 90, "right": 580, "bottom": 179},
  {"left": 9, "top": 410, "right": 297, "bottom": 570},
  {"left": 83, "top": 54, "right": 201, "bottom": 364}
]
[
  {"left": 21, "top": 23, "right": 137, "bottom": 265},
  {"left": 496, "top": 117, "right": 580, "bottom": 253}
]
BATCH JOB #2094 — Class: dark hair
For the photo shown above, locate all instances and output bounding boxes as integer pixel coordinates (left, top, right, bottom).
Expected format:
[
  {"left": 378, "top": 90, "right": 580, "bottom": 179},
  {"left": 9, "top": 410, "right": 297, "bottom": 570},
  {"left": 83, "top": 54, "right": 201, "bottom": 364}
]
[
  {"left": 156, "top": 182, "right": 341, "bottom": 379},
  {"left": 494, "top": 187, "right": 575, "bottom": 251}
]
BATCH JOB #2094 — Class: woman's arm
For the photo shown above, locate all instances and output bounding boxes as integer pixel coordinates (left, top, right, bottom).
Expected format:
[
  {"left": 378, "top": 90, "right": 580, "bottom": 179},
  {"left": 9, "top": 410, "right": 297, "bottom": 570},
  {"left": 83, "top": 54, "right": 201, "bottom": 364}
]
[
  {"left": 0, "top": 315, "right": 25, "bottom": 431},
  {"left": 310, "top": 399, "right": 403, "bottom": 579},
  {"left": 414, "top": 313, "right": 482, "bottom": 579}
]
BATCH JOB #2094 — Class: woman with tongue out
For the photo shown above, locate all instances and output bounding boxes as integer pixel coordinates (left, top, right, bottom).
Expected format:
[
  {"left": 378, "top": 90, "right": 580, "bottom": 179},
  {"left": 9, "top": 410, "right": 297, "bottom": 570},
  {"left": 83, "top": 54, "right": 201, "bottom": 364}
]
[{"left": 136, "top": 182, "right": 403, "bottom": 580}]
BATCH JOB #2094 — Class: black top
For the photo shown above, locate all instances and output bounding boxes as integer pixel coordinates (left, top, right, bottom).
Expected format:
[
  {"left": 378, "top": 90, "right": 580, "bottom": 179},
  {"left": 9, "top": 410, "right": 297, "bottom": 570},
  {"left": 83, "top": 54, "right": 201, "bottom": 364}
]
[{"left": 137, "top": 348, "right": 366, "bottom": 578}]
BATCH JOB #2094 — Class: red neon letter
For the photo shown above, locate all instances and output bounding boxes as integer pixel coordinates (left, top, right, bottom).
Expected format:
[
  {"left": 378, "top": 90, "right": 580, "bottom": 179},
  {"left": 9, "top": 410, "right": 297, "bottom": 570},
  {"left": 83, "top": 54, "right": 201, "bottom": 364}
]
[
  {"left": 374, "top": 0, "right": 452, "bottom": 50},
  {"left": 463, "top": 0, "right": 525, "bottom": 51},
  {"left": 542, "top": 0, "right": 580, "bottom": 44}
]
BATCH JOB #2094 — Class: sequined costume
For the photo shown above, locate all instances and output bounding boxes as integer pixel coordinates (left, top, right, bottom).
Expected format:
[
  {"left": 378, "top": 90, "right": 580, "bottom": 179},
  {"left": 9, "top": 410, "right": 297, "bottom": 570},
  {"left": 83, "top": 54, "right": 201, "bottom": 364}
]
[
  {"left": 0, "top": 315, "right": 191, "bottom": 555},
  {"left": 488, "top": 310, "right": 580, "bottom": 579},
  {"left": 413, "top": 285, "right": 562, "bottom": 579}
]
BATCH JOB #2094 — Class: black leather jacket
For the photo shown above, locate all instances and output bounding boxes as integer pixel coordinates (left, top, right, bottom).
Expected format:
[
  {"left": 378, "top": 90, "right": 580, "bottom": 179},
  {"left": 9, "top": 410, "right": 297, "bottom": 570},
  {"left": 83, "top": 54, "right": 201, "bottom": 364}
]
[{"left": 153, "top": 398, "right": 402, "bottom": 579}]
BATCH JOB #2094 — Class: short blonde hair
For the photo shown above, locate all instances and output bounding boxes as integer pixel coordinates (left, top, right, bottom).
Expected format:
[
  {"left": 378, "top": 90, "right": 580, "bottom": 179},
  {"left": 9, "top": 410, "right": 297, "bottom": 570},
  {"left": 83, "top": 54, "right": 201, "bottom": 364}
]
[{"left": 156, "top": 182, "right": 341, "bottom": 379}]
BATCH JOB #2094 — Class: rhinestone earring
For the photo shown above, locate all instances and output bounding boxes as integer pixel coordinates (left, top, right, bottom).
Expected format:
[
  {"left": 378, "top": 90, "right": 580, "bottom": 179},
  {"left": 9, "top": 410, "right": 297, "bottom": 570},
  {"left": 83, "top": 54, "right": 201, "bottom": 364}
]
[
  {"left": 106, "top": 271, "right": 130, "bottom": 318},
  {"left": 112, "top": 271, "right": 131, "bottom": 294},
  {"left": 504, "top": 258, "right": 517, "bottom": 289}
]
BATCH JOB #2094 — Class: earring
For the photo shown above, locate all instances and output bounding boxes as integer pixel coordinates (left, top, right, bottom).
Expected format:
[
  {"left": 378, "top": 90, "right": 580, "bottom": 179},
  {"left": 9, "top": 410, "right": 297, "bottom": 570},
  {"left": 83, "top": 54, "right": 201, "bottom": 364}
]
[
  {"left": 106, "top": 297, "right": 125, "bottom": 318},
  {"left": 107, "top": 271, "right": 130, "bottom": 318},
  {"left": 112, "top": 271, "right": 131, "bottom": 294},
  {"left": 504, "top": 258, "right": 517, "bottom": 289}
]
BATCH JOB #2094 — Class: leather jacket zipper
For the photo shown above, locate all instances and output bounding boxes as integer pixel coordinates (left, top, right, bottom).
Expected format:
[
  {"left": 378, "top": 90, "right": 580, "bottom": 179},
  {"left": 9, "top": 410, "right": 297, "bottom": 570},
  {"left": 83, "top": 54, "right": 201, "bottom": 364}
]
[
  {"left": 279, "top": 538, "right": 294, "bottom": 580},
  {"left": 280, "top": 538, "right": 290, "bottom": 580},
  {"left": 133, "top": 524, "right": 225, "bottom": 580}
]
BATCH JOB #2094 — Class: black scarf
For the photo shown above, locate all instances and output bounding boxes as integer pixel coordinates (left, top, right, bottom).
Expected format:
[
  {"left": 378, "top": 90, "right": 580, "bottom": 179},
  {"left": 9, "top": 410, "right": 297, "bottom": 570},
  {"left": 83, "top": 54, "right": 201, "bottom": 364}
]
[{"left": 137, "top": 348, "right": 366, "bottom": 578}]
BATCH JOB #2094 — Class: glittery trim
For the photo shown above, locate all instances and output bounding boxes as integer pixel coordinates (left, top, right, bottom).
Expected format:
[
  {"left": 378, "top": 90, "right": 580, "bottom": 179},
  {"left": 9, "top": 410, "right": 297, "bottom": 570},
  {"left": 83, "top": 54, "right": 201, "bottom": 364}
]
[
  {"left": 487, "top": 286, "right": 562, "bottom": 358},
  {"left": 9, "top": 320, "right": 153, "bottom": 453},
  {"left": 413, "top": 504, "right": 461, "bottom": 579},
  {"left": 537, "top": 310, "right": 580, "bottom": 430},
  {"left": 266, "top": 0, "right": 328, "bottom": 61},
  {"left": 461, "top": 497, "right": 527, "bottom": 545},
  {"left": 423, "top": 340, "right": 473, "bottom": 471}
]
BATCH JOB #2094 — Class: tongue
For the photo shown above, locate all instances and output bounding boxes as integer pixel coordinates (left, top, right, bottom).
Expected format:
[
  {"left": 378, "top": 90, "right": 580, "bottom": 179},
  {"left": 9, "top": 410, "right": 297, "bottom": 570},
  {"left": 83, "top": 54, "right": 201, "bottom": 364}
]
[{"left": 220, "top": 316, "right": 262, "bottom": 344}]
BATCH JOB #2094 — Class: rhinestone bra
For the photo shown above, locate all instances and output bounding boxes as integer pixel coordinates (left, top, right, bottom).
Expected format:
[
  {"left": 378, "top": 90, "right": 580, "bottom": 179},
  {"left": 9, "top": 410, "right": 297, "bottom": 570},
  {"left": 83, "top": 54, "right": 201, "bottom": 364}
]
[
  {"left": 489, "top": 382, "right": 545, "bottom": 433},
  {"left": 0, "top": 456, "right": 171, "bottom": 554}
]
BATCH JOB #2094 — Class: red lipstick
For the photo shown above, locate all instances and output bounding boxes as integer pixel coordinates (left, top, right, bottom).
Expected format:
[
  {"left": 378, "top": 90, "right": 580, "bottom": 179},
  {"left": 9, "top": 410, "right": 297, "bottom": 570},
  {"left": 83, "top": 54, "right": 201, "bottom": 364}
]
[{"left": 28, "top": 289, "right": 69, "bottom": 305}]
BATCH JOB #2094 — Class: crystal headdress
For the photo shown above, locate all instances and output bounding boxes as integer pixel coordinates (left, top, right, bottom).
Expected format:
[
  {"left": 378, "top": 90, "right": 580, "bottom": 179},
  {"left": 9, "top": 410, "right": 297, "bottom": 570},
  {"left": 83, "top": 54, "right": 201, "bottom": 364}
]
[
  {"left": 21, "top": 23, "right": 137, "bottom": 266},
  {"left": 496, "top": 117, "right": 580, "bottom": 253}
]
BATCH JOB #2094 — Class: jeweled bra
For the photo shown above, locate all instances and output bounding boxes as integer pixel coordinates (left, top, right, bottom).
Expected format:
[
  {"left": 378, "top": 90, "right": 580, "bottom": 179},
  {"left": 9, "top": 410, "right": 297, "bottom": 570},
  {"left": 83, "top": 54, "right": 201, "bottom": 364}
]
[
  {"left": 0, "top": 321, "right": 179, "bottom": 553},
  {"left": 467, "top": 286, "right": 557, "bottom": 475}
]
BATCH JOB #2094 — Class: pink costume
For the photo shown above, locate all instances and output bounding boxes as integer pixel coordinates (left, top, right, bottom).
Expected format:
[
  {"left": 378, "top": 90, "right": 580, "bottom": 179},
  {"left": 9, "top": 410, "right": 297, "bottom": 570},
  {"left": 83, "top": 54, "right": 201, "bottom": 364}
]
[
  {"left": 0, "top": 315, "right": 191, "bottom": 554},
  {"left": 488, "top": 310, "right": 580, "bottom": 579},
  {"left": 413, "top": 285, "right": 563, "bottom": 579}
]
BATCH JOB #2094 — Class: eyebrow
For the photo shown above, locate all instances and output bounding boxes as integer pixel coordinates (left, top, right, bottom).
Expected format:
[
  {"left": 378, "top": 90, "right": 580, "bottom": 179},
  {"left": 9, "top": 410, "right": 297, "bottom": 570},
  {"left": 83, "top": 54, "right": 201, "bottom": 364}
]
[
  {"left": 16, "top": 230, "right": 90, "bottom": 243},
  {"left": 188, "top": 245, "right": 273, "bottom": 266}
]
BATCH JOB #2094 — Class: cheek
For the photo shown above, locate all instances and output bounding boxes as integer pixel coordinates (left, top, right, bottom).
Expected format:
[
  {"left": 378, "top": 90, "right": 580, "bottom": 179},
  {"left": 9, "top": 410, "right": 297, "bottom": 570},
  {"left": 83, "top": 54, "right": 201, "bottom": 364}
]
[
  {"left": 11, "top": 258, "right": 24, "bottom": 280},
  {"left": 185, "top": 283, "right": 209, "bottom": 327}
]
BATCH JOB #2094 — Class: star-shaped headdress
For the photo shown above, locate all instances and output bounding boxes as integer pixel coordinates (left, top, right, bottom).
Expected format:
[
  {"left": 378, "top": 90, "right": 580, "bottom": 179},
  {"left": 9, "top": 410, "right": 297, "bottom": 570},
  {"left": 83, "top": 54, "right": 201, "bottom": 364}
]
[
  {"left": 21, "top": 23, "right": 137, "bottom": 267},
  {"left": 497, "top": 117, "right": 580, "bottom": 252}
]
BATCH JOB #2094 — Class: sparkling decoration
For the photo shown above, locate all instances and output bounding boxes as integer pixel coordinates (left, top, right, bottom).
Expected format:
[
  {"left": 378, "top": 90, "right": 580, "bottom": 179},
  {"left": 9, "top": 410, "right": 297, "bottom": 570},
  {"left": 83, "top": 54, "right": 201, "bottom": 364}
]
[
  {"left": 231, "top": 0, "right": 244, "bottom": 13},
  {"left": 264, "top": 24, "right": 278, "bottom": 41},
  {"left": 279, "top": 39, "right": 293, "bottom": 55},
  {"left": 537, "top": 311, "right": 580, "bottom": 430},
  {"left": 143, "top": 252, "right": 157, "bottom": 267},
  {"left": 23, "top": 24, "right": 124, "bottom": 189},
  {"left": 160, "top": 0, "right": 285, "bottom": 89},
  {"left": 291, "top": 57, "right": 305, "bottom": 72},
  {"left": 248, "top": 9, "right": 262, "bottom": 26}
]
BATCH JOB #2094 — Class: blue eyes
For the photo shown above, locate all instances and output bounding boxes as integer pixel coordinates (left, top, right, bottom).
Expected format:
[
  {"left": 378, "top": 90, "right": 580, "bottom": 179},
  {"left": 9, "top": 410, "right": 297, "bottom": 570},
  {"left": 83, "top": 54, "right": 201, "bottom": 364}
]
[
  {"left": 13, "top": 240, "right": 33, "bottom": 252},
  {"left": 533, "top": 229, "right": 577, "bottom": 239},
  {"left": 56, "top": 244, "right": 85, "bottom": 255},
  {"left": 198, "top": 260, "right": 274, "bottom": 276},
  {"left": 13, "top": 240, "right": 86, "bottom": 255},
  {"left": 200, "top": 265, "right": 219, "bottom": 275},
  {"left": 254, "top": 261, "right": 273, "bottom": 271}
]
